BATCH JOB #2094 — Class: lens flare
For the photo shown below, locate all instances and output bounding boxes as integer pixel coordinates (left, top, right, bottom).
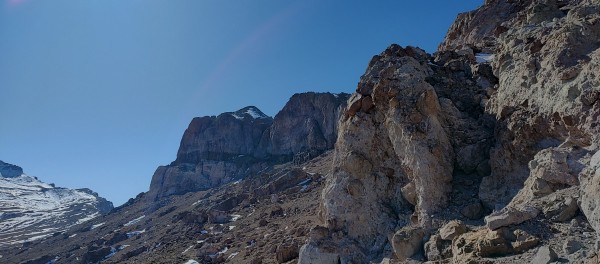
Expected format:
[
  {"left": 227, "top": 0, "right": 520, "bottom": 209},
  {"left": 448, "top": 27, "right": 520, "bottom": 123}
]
[{"left": 8, "top": 0, "right": 28, "bottom": 6}]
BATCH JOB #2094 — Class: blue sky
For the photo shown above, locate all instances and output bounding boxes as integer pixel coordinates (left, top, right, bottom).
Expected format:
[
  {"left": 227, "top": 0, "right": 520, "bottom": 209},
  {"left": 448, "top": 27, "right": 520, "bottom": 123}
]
[{"left": 0, "top": 0, "right": 482, "bottom": 205}]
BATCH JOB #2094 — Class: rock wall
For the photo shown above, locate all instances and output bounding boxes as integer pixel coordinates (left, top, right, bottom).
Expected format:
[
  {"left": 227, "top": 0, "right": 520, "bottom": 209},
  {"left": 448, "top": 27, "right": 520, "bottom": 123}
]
[
  {"left": 262, "top": 92, "right": 347, "bottom": 159},
  {"left": 302, "top": 0, "right": 600, "bottom": 262},
  {"left": 147, "top": 93, "right": 349, "bottom": 201},
  {"left": 301, "top": 44, "right": 497, "bottom": 262}
]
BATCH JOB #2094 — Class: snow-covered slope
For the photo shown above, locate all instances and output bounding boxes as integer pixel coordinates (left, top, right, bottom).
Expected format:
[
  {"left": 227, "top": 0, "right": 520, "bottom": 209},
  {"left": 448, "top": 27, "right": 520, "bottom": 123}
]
[
  {"left": 227, "top": 106, "right": 271, "bottom": 120},
  {"left": 0, "top": 161, "right": 113, "bottom": 248}
]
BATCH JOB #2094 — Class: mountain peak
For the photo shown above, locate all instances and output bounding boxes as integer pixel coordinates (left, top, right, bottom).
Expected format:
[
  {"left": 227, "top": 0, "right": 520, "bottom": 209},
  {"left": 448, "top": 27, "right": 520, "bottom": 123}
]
[{"left": 228, "top": 106, "right": 271, "bottom": 120}]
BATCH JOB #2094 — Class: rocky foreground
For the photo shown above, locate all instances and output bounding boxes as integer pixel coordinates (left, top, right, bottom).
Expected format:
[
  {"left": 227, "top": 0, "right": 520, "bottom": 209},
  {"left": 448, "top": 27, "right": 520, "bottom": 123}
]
[{"left": 2, "top": 0, "right": 600, "bottom": 263}]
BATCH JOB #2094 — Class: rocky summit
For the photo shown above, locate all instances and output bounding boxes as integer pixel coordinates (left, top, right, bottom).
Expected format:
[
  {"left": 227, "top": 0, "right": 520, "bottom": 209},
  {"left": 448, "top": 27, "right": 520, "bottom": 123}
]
[{"left": 3, "top": 0, "right": 600, "bottom": 263}]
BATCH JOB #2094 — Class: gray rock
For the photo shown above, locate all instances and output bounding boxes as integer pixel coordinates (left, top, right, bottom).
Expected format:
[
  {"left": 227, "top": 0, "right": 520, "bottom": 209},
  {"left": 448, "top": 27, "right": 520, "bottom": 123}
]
[
  {"left": 544, "top": 197, "right": 579, "bottom": 222},
  {"left": 297, "top": 244, "right": 340, "bottom": 264},
  {"left": 391, "top": 226, "right": 425, "bottom": 261},
  {"left": 485, "top": 206, "right": 540, "bottom": 230},
  {"left": 531, "top": 246, "right": 558, "bottom": 264},
  {"left": 424, "top": 234, "right": 452, "bottom": 261},
  {"left": 439, "top": 220, "right": 467, "bottom": 241},
  {"left": 563, "top": 240, "right": 582, "bottom": 255}
]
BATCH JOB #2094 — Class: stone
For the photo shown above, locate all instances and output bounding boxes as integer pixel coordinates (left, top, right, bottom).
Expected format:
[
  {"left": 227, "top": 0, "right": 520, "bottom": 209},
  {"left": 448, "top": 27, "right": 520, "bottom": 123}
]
[
  {"left": 543, "top": 196, "right": 579, "bottom": 222},
  {"left": 276, "top": 243, "right": 299, "bottom": 263},
  {"left": 511, "top": 229, "right": 539, "bottom": 253},
  {"left": 424, "top": 234, "right": 452, "bottom": 261},
  {"left": 320, "top": 45, "right": 453, "bottom": 261},
  {"left": 461, "top": 202, "right": 484, "bottom": 220},
  {"left": 391, "top": 226, "right": 425, "bottom": 261},
  {"left": 401, "top": 182, "right": 417, "bottom": 206},
  {"left": 485, "top": 206, "right": 539, "bottom": 230},
  {"left": 581, "top": 150, "right": 600, "bottom": 234},
  {"left": 531, "top": 246, "right": 558, "bottom": 264},
  {"left": 563, "top": 240, "right": 582, "bottom": 255},
  {"left": 440, "top": 220, "right": 468, "bottom": 241},
  {"left": 297, "top": 244, "right": 340, "bottom": 264},
  {"left": 477, "top": 228, "right": 513, "bottom": 257},
  {"left": 258, "top": 219, "right": 268, "bottom": 227}
]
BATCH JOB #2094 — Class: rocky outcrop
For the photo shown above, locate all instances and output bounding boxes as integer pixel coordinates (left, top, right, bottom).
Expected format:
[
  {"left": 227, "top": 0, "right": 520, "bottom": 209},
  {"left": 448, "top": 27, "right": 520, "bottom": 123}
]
[
  {"left": 0, "top": 160, "right": 23, "bottom": 178},
  {"left": 302, "top": 0, "right": 600, "bottom": 263},
  {"left": 148, "top": 93, "right": 349, "bottom": 201},
  {"left": 299, "top": 44, "right": 497, "bottom": 262},
  {"left": 147, "top": 106, "right": 273, "bottom": 200}
]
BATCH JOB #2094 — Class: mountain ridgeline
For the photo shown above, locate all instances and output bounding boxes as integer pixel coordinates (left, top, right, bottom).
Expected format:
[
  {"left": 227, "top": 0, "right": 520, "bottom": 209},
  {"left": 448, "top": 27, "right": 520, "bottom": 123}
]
[
  {"left": 147, "top": 92, "right": 349, "bottom": 201},
  {"left": 3, "top": 0, "right": 600, "bottom": 263},
  {"left": 0, "top": 161, "right": 113, "bottom": 248}
]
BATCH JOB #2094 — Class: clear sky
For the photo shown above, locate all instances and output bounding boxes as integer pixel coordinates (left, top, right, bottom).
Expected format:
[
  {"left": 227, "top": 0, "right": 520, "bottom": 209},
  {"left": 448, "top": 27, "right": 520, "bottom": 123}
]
[{"left": 0, "top": 0, "right": 482, "bottom": 206}]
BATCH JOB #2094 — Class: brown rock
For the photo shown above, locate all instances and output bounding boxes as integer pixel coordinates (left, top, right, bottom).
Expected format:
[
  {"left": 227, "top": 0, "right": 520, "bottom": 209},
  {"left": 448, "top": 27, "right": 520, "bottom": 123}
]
[
  {"left": 543, "top": 197, "right": 579, "bottom": 222},
  {"left": 476, "top": 228, "right": 513, "bottom": 257},
  {"left": 424, "top": 234, "right": 452, "bottom": 261},
  {"left": 276, "top": 243, "right": 299, "bottom": 263},
  {"left": 461, "top": 202, "right": 484, "bottom": 220},
  {"left": 401, "top": 182, "right": 417, "bottom": 206},
  {"left": 511, "top": 229, "right": 539, "bottom": 253},
  {"left": 440, "top": 220, "right": 468, "bottom": 241},
  {"left": 391, "top": 226, "right": 425, "bottom": 261},
  {"left": 485, "top": 206, "right": 539, "bottom": 230}
]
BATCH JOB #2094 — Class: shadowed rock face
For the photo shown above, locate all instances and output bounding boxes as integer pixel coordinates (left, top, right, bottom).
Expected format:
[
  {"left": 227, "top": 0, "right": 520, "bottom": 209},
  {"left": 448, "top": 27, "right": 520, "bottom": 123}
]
[
  {"left": 262, "top": 92, "right": 348, "bottom": 158},
  {"left": 147, "top": 93, "right": 349, "bottom": 201},
  {"left": 175, "top": 106, "right": 273, "bottom": 165}
]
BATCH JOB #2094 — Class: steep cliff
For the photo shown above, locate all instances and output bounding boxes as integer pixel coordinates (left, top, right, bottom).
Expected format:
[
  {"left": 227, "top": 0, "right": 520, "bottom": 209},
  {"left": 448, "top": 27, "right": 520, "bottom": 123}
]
[{"left": 147, "top": 92, "right": 349, "bottom": 201}]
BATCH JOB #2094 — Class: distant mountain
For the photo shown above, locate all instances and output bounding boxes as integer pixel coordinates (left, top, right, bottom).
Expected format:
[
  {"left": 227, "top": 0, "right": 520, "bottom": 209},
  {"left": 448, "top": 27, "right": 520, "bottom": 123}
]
[
  {"left": 0, "top": 160, "right": 113, "bottom": 248},
  {"left": 147, "top": 92, "right": 349, "bottom": 201}
]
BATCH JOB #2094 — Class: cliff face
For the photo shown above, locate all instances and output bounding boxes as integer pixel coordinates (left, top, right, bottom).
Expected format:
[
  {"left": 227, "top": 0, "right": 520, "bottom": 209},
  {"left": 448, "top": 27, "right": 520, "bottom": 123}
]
[
  {"left": 264, "top": 92, "right": 347, "bottom": 158},
  {"left": 301, "top": 0, "right": 600, "bottom": 263},
  {"left": 147, "top": 92, "right": 349, "bottom": 201}
]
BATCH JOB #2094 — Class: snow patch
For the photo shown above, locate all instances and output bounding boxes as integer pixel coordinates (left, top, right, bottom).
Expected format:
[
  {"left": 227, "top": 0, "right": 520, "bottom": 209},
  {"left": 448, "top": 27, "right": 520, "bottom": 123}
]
[
  {"left": 230, "top": 113, "right": 244, "bottom": 120},
  {"left": 123, "top": 215, "right": 145, "bottom": 227},
  {"left": 182, "top": 245, "right": 194, "bottom": 254},
  {"left": 126, "top": 229, "right": 146, "bottom": 238},
  {"left": 104, "top": 247, "right": 117, "bottom": 260},
  {"left": 244, "top": 107, "right": 268, "bottom": 119},
  {"left": 91, "top": 222, "right": 105, "bottom": 230},
  {"left": 226, "top": 252, "right": 239, "bottom": 261},
  {"left": 230, "top": 214, "right": 242, "bottom": 221},
  {"left": 183, "top": 260, "right": 199, "bottom": 264}
]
